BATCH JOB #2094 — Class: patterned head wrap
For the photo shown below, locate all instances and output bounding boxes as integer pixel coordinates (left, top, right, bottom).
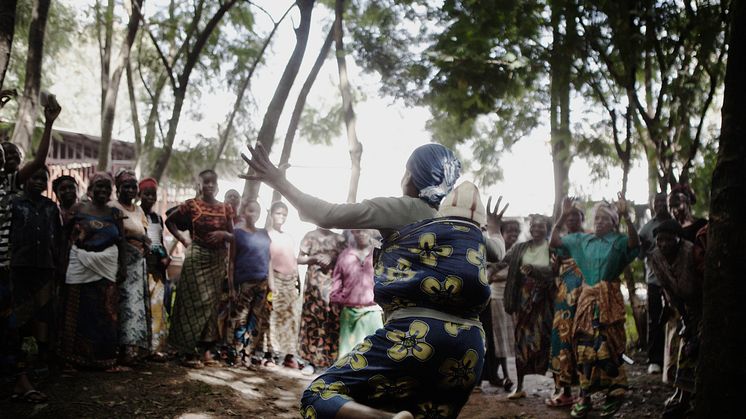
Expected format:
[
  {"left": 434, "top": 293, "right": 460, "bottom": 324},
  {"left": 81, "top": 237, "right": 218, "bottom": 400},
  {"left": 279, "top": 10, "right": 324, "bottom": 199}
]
[
  {"left": 114, "top": 168, "right": 137, "bottom": 188},
  {"left": 593, "top": 201, "right": 619, "bottom": 227},
  {"left": 138, "top": 177, "right": 158, "bottom": 191},
  {"left": 406, "top": 144, "right": 461, "bottom": 206},
  {"left": 90, "top": 171, "right": 114, "bottom": 187}
]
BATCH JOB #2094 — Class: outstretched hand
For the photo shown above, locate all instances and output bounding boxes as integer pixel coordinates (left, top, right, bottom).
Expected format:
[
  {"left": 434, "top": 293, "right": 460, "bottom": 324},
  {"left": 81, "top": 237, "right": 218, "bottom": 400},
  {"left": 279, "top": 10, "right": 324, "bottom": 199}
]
[
  {"left": 239, "top": 143, "right": 288, "bottom": 186},
  {"left": 44, "top": 94, "right": 61, "bottom": 123},
  {"left": 560, "top": 196, "right": 577, "bottom": 217},
  {"left": 486, "top": 196, "right": 509, "bottom": 233},
  {"left": 615, "top": 192, "right": 629, "bottom": 216}
]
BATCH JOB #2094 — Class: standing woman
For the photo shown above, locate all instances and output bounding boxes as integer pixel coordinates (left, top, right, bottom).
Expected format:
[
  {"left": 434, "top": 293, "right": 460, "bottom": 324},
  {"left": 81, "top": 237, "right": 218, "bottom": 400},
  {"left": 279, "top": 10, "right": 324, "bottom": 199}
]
[
  {"left": 550, "top": 195, "right": 639, "bottom": 418},
  {"left": 330, "top": 229, "right": 383, "bottom": 357},
  {"left": 166, "top": 169, "right": 234, "bottom": 368},
  {"left": 546, "top": 202, "right": 585, "bottom": 407},
  {"left": 139, "top": 178, "right": 170, "bottom": 357},
  {"left": 267, "top": 201, "right": 301, "bottom": 368},
  {"left": 502, "top": 214, "right": 555, "bottom": 400},
  {"left": 297, "top": 227, "right": 346, "bottom": 375},
  {"left": 58, "top": 172, "right": 127, "bottom": 371},
  {"left": 52, "top": 175, "right": 79, "bottom": 224},
  {"left": 108, "top": 170, "right": 151, "bottom": 364}
]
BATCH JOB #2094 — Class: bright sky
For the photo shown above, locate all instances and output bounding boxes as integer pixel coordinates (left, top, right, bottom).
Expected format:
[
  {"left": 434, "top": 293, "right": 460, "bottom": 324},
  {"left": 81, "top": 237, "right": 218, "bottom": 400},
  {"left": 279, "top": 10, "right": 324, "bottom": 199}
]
[{"left": 47, "top": 0, "right": 651, "bottom": 242}]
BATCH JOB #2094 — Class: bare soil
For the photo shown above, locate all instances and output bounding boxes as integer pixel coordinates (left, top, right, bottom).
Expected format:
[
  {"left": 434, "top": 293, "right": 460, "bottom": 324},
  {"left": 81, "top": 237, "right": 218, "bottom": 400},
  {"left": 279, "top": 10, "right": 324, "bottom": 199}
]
[{"left": 2, "top": 352, "right": 670, "bottom": 418}]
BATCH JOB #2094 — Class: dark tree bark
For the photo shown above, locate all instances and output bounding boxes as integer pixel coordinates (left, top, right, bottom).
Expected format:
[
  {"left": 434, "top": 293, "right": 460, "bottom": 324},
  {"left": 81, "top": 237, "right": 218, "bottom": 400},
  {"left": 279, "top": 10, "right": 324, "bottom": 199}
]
[
  {"left": 97, "top": 0, "right": 144, "bottom": 171},
  {"left": 149, "top": 0, "right": 239, "bottom": 182},
  {"left": 334, "top": 0, "right": 363, "bottom": 204},
  {"left": 549, "top": 0, "right": 575, "bottom": 220},
  {"left": 11, "top": 0, "right": 50, "bottom": 154},
  {"left": 242, "top": 0, "right": 315, "bottom": 201},
  {"left": 696, "top": 0, "right": 746, "bottom": 416},
  {"left": 271, "top": 27, "right": 334, "bottom": 205},
  {"left": 125, "top": 60, "right": 142, "bottom": 161},
  {"left": 0, "top": 0, "right": 18, "bottom": 91}
]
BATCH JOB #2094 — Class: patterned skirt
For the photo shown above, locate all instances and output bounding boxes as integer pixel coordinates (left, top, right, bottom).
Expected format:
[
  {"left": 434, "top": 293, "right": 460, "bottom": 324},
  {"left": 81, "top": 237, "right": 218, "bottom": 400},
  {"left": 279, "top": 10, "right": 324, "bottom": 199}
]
[
  {"left": 269, "top": 270, "right": 300, "bottom": 356},
  {"left": 58, "top": 279, "right": 119, "bottom": 369},
  {"left": 301, "top": 316, "right": 485, "bottom": 419},
  {"left": 168, "top": 244, "right": 225, "bottom": 354},
  {"left": 230, "top": 280, "right": 271, "bottom": 357},
  {"left": 489, "top": 284, "right": 515, "bottom": 358},
  {"left": 513, "top": 277, "right": 554, "bottom": 376},
  {"left": 549, "top": 261, "right": 583, "bottom": 386},
  {"left": 298, "top": 266, "right": 340, "bottom": 368},
  {"left": 118, "top": 248, "right": 151, "bottom": 351},
  {"left": 338, "top": 306, "right": 384, "bottom": 358}
]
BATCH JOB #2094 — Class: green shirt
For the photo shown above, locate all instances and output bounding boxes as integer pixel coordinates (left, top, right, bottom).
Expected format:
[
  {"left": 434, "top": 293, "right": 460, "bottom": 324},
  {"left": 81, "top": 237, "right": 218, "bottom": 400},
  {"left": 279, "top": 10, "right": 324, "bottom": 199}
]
[{"left": 559, "top": 232, "right": 639, "bottom": 286}]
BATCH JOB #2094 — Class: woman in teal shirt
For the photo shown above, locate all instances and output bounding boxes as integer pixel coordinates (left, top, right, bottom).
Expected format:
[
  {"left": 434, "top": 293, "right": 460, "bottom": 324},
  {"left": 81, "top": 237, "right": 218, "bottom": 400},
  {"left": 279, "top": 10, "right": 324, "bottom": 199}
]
[{"left": 550, "top": 195, "right": 639, "bottom": 418}]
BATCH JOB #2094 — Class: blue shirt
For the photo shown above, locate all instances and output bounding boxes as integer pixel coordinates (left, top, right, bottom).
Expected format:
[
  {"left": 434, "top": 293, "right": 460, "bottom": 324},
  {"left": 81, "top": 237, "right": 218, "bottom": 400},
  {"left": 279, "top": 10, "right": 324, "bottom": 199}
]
[
  {"left": 560, "top": 232, "right": 639, "bottom": 286},
  {"left": 234, "top": 228, "right": 271, "bottom": 285}
]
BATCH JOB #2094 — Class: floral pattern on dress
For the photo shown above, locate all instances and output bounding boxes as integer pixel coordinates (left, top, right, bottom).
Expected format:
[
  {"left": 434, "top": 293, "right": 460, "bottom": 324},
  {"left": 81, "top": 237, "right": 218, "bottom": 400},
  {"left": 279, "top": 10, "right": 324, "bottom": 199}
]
[{"left": 386, "top": 320, "right": 434, "bottom": 362}]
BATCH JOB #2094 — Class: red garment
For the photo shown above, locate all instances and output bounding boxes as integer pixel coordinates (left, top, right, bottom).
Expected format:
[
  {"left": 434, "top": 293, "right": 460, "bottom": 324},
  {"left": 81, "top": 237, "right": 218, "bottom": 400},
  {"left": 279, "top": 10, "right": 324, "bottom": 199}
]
[{"left": 170, "top": 199, "right": 233, "bottom": 249}]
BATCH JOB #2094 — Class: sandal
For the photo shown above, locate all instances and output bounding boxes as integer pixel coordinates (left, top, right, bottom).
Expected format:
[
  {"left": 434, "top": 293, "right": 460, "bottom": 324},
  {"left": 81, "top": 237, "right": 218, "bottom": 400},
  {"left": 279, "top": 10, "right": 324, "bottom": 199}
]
[
  {"left": 11, "top": 389, "right": 48, "bottom": 404},
  {"left": 570, "top": 401, "right": 592, "bottom": 418},
  {"left": 600, "top": 397, "right": 623, "bottom": 417},
  {"left": 545, "top": 394, "right": 575, "bottom": 407},
  {"left": 262, "top": 359, "right": 277, "bottom": 369},
  {"left": 507, "top": 390, "right": 526, "bottom": 400},
  {"left": 502, "top": 378, "right": 514, "bottom": 392}
]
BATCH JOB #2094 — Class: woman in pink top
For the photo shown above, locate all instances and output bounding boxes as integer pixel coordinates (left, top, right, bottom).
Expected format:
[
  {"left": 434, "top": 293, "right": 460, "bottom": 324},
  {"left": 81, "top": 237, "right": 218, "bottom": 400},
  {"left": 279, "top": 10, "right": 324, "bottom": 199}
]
[{"left": 330, "top": 229, "right": 383, "bottom": 357}]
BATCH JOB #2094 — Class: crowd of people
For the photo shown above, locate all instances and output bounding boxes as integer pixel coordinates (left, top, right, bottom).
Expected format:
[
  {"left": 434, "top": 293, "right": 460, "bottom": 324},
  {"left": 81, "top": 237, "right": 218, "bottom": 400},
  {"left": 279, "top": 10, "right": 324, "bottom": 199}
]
[{"left": 0, "top": 99, "right": 708, "bottom": 419}]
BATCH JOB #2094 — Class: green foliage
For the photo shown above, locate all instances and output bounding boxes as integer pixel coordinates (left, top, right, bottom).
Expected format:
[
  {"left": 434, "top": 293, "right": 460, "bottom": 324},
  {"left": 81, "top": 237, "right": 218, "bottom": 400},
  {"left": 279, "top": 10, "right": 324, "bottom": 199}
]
[
  {"left": 299, "top": 100, "right": 344, "bottom": 146},
  {"left": 690, "top": 135, "right": 718, "bottom": 217}
]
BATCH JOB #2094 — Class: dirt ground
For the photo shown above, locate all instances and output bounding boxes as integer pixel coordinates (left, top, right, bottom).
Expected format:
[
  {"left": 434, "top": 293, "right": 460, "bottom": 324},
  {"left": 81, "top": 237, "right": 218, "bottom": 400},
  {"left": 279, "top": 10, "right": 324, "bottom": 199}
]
[{"left": 2, "top": 352, "right": 670, "bottom": 418}]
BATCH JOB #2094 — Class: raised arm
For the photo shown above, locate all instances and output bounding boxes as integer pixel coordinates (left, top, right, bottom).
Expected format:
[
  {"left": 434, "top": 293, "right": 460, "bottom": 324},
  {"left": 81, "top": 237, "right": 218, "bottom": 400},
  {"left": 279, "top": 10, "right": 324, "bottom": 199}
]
[
  {"left": 550, "top": 196, "right": 573, "bottom": 248},
  {"left": 616, "top": 192, "right": 640, "bottom": 249},
  {"left": 18, "top": 95, "right": 61, "bottom": 183}
]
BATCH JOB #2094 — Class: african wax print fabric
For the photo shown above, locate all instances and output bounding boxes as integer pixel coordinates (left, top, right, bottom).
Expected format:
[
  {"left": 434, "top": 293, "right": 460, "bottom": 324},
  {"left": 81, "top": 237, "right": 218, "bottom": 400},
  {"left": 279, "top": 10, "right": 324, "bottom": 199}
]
[
  {"left": 118, "top": 242, "right": 151, "bottom": 351},
  {"left": 230, "top": 280, "right": 271, "bottom": 357},
  {"left": 269, "top": 270, "right": 301, "bottom": 356},
  {"left": 298, "top": 229, "right": 346, "bottom": 368},
  {"left": 503, "top": 241, "right": 554, "bottom": 377},
  {"left": 168, "top": 199, "right": 233, "bottom": 250},
  {"left": 168, "top": 243, "right": 226, "bottom": 354},
  {"left": 486, "top": 266, "right": 514, "bottom": 358},
  {"left": 301, "top": 217, "right": 489, "bottom": 418},
  {"left": 550, "top": 256, "right": 583, "bottom": 386}
]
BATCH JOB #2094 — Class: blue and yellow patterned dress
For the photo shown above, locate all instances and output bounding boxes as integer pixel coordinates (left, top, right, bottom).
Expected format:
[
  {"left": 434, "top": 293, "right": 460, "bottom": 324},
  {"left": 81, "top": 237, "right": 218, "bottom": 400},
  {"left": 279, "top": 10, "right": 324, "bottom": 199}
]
[{"left": 301, "top": 217, "right": 491, "bottom": 419}]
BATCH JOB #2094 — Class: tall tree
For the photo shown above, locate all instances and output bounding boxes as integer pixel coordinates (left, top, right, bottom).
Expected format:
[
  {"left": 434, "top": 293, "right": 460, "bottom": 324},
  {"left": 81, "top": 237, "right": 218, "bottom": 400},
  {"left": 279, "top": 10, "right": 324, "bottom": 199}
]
[
  {"left": 97, "top": 0, "right": 144, "bottom": 171},
  {"left": 242, "top": 0, "right": 316, "bottom": 201},
  {"left": 10, "top": 0, "right": 50, "bottom": 154},
  {"left": 147, "top": 0, "right": 240, "bottom": 182},
  {"left": 334, "top": 0, "right": 363, "bottom": 203},
  {"left": 696, "top": 0, "right": 746, "bottom": 415},
  {"left": 0, "top": 0, "right": 18, "bottom": 91}
]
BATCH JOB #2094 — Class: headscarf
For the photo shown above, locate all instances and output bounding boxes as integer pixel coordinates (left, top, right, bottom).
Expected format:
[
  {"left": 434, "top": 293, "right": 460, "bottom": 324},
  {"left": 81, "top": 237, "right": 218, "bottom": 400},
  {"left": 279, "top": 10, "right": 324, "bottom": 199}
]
[
  {"left": 405, "top": 143, "right": 461, "bottom": 206},
  {"left": 439, "top": 181, "right": 486, "bottom": 226},
  {"left": 592, "top": 201, "right": 619, "bottom": 227},
  {"left": 138, "top": 177, "right": 158, "bottom": 191},
  {"left": 528, "top": 214, "right": 552, "bottom": 238},
  {"left": 52, "top": 175, "right": 77, "bottom": 192},
  {"left": 653, "top": 219, "right": 683, "bottom": 237},
  {"left": 90, "top": 171, "right": 114, "bottom": 187},
  {"left": 114, "top": 168, "right": 137, "bottom": 188}
]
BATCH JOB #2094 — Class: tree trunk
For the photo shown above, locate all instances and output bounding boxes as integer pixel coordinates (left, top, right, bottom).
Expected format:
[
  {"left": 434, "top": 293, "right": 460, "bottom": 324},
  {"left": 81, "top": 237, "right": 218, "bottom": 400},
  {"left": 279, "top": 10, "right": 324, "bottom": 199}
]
[
  {"left": 98, "top": 0, "right": 144, "bottom": 171},
  {"left": 695, "top": 0, "right": 746, "bottom": 416},
  {"left": 210, "top": 5, "right": 294, "bottom": 171},
  {"left": 10, "top": 0, "right": 50, "bottom": 155},
  {"left": 136, "top": 73, "right": 167, "bottom": 174},
  {"left": 126, "top": 60, "right": 142, "bottom": 164},
  {"left": 150, "top": 86, "right": 186, "bottom": 182},
  {"left": 242, "top": 0, "right": 315, "bottom": 201},
  {"left": 271, "top": 27, "right": 334, "bottom": 205},
  {"left": 0, "top": 0, "right": 17, "bottom": 91},
  {"left": 334, "top": 0, "right": 363, "bottom": 204},
  {"left": 549, "top": 0, "right": 573, "bottom": 220},
  {"left": 97, "top": 0, "right": 115, "bottom": 116}
]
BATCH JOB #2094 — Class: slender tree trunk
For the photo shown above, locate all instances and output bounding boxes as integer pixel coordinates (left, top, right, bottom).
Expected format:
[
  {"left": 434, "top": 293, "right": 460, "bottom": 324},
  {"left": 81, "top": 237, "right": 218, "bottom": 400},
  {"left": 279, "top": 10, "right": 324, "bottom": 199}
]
[
  {"left": 149, "top": 0, "right": 239, "bottom": 182},
  {"left": 11, "top": 0, "right": 50, "bottom": 155},
  {"left": 98, "top": 0, "right": 144, "bottom": 171},
  {"left": 334, "top": 0, "right": 363, "bottom": 204},
  {"left": 126, "top": 60, "right": 142, "bottom": 163},
  {"left": 136, "top": 73, "right": 166, "bottom": 174},
  {"left": 696, "top": 0, "right": 746, "bottom": 415},
  {"left": 210, "top": 5, "right": 294, "bottom": 171},
  {"left": 0, "top": 0, "right": 17, "bottom": 91},
  {"left": 549, "top": 0, "right": 573, "bottom": 220},
  {"left": 271, "top": 27, "right": 334, "bottom": 205},
  {"left": 242, "top": 0, "right": 316, "bottom": 201},
  {"left": 97, "top": 0, "right": 115, "bottom": 116}
]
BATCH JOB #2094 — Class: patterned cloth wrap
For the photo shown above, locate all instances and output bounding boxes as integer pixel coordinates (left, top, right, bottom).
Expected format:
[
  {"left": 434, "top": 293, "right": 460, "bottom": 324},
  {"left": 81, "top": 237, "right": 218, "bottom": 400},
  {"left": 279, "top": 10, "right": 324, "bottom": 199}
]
[{"left": 301, "top": 217, "right": 491, "bottom": 419}]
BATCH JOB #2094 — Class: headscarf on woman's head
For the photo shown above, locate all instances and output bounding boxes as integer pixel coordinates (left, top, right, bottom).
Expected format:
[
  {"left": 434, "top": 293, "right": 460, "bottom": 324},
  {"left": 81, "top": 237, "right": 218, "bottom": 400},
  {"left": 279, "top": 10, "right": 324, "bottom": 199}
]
[
  {"left": 592, "top": 201, "right": 619, "bottom": 227},
  {"left": 114, "top": 168, "right": 137, "bottom": 188},
  {"left": 138, "top": 177, "right": 158, "bottom": 191},
  {"left": 528, "top": 213, "right": 552, "bottom": 238},
  {"left": 405, "top": 143, "right": 461, "bottom": 206},
  {"left": 90, "top": 171, "right": 114, "bottom": 187}
]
